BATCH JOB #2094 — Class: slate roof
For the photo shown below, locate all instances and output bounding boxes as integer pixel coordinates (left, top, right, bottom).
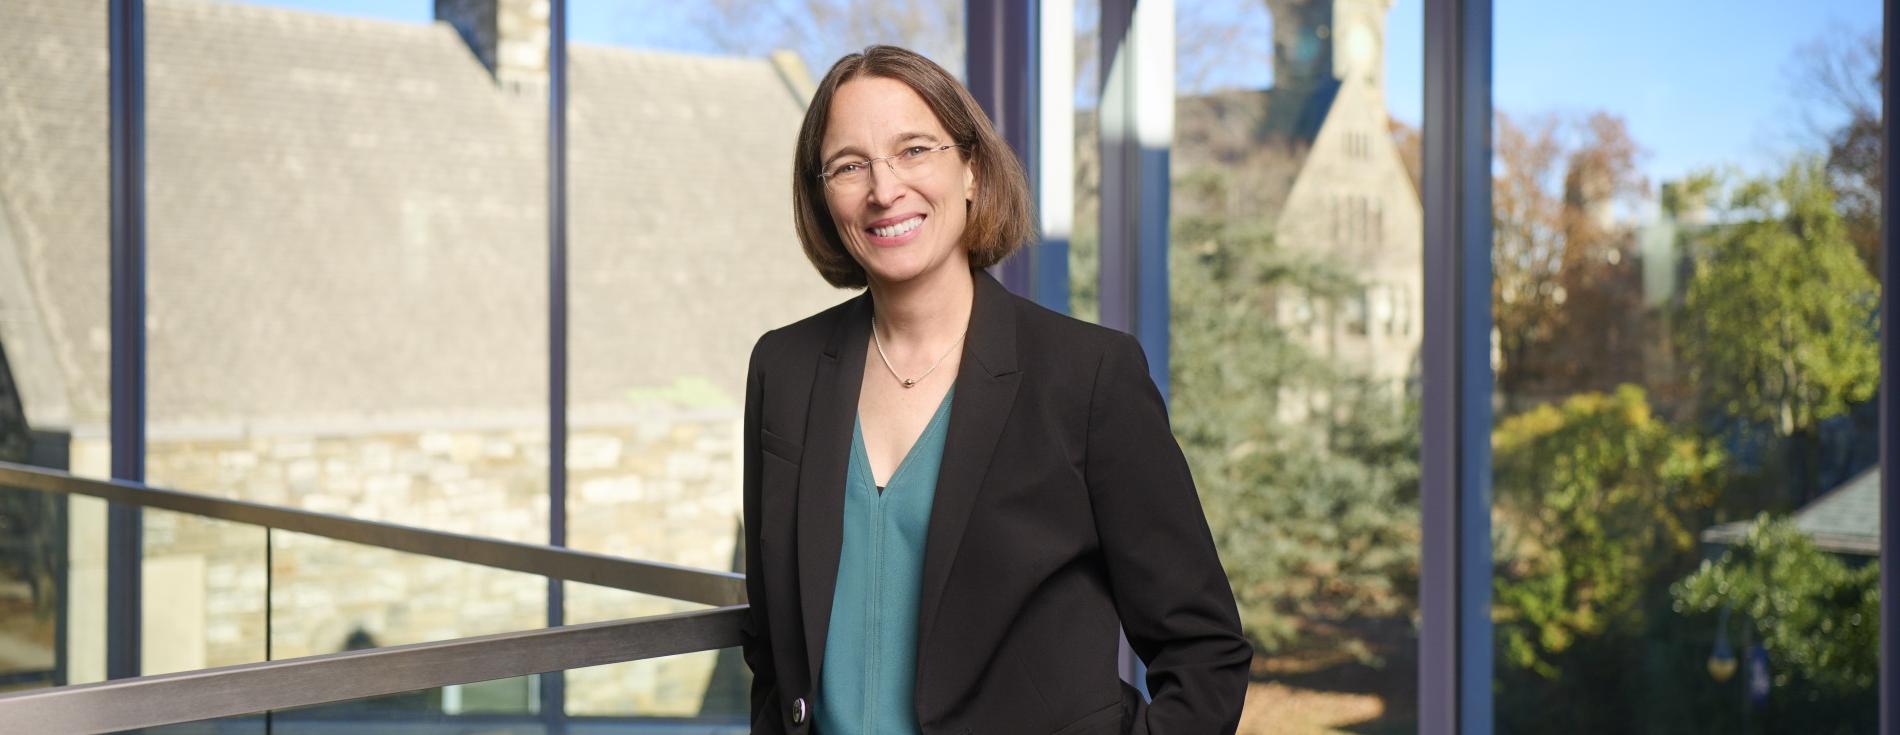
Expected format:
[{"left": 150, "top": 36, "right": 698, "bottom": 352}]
[
  {"left": 0, "top": 0, "right": 841, "bottom": 433},
  {"left": 1702, "top": 467, "right": 1881, "bottom": 556}
]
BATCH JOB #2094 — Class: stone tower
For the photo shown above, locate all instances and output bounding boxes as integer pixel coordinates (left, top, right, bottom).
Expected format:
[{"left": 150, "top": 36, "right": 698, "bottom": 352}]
[
  {"left": 435, "top": 0, "right": 549, "bottom": 87},
  {"left": 1265, "top": 0, "right": 1394, "bottom": 96}
]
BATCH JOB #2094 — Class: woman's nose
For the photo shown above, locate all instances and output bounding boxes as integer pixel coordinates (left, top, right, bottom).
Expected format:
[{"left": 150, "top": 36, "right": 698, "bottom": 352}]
[{"left": 867, "top": 163, "right": 906, "bottom": 206}]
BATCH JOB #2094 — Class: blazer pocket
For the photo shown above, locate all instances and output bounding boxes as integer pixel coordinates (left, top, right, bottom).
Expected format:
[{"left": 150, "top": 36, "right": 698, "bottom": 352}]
[
  {"left": 760, "top": 427, "right": 802, "bottom": 465},
  {"left": 757, "top": 433, "right": 800, "bottom": 544},
  {"left": 1050, "top": 700, "right": 1122, "bottom": 735}
]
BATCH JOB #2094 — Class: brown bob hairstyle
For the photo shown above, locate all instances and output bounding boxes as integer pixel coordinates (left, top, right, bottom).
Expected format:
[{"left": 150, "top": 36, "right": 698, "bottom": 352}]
[{"left": 792, "top": 45, "right": 1035, "bottom": 289}]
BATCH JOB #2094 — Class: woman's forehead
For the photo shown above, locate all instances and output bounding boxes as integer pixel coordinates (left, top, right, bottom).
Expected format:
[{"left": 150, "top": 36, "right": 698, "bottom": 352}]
[{"left": 822, "top": 77, "right": 950, "bottom": 150}]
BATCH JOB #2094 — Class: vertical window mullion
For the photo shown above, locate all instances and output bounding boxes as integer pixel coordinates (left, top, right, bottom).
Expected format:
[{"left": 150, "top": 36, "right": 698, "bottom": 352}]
[
  {"left": 106, "top": 0, "right": 147, "bottom": 683},
  {"left": 1097, "top": 0, "right": 1173, "bottom": 397},
  {"left": 1879, "top": 0, "right": 1898, "bottom": 728},
  {"left": 967, "top": 0, "right": 1066, "bottom": 310},
  {"left": 544, "top": 0, "right": 569, "bottom": 727},
  {"left": 1420, "top": 0, "right": 1493, "bottom": 733}
]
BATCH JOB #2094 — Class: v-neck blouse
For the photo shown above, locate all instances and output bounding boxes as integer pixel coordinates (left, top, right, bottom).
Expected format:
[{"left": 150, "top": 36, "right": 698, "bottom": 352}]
[{"left": 815, "top": 388, "right": 955, "bottom": 735}]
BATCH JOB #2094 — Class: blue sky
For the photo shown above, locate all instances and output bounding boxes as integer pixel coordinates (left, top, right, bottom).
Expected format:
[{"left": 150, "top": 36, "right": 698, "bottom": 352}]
[
  {"left": 1483, "top": 0, "right": 1880, "bottom": 182},
  {"left": 238, "top": 0, "right": 1880, "bottom": 184}
]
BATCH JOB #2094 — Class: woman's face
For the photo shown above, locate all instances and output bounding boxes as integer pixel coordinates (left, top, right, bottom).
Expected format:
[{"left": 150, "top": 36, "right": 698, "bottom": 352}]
[{"left": 819, "top": 76, "right": 977, "bottom": 288}]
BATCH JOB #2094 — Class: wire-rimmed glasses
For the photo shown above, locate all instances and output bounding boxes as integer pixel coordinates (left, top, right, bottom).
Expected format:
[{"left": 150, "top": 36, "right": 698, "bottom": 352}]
[{"left": 817, "top": 144, "right": 965, "bottom": 191}]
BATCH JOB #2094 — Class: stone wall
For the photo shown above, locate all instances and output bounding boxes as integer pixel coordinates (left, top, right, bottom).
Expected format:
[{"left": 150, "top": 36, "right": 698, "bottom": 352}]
[{"left": 86, "top": 406, "right": 741, "bottom": 713}]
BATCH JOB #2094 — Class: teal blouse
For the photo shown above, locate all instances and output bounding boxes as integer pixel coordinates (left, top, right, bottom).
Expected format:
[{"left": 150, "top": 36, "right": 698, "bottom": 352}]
[{"left": 815, "top": 388, "right": 955, "bottom": 735}]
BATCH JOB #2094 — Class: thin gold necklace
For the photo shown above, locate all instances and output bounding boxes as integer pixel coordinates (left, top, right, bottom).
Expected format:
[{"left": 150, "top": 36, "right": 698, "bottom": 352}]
[{"left": 871, "top": 316, "right": 964, "bottom": 388}]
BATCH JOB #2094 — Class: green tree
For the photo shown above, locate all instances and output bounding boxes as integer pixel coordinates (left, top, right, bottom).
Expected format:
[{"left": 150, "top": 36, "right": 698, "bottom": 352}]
[
  {"left": 1674, "top": 517, "right": 1878, "bottom": 693},
  {"left": 1674, "top": 158, "right": 1878, "bottom": 486},
  {"left": 1162, "top": 170, "right": 1420, "bottom": 661},
  {"left": 1671, "top": 517, "right": 1879, "bottom": 734},
  {"left": 1491, "top": 386, "right": 1723, "bottom": 679},
  {"left": 1070, "top": 162, "right": 1420, "bottom": 660}
]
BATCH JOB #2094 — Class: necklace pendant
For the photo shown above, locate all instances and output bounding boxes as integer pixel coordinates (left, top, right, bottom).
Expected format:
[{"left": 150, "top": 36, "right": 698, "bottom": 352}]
[{"left": 902, "top": 378, "right": 917, "bottom": 388}]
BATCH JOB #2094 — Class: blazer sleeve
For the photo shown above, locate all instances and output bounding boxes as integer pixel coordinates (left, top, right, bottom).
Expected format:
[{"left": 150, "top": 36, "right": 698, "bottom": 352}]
[
  {"left": 1085, "top": 332, "right": 1253, "bottom": 734},
  {"left": 742, "top": 334, "right": 786, "bottom": 734}
]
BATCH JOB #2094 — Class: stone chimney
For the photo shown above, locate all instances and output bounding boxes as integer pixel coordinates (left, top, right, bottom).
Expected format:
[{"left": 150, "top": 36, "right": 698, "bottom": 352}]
[
  {"left": 436, "top": 0, "right": 549, "bottom": 87},
  {"left": 1265, "top": 0, "right": 1334, "bottom": 99},
  {"left": 770, "top": 50, "right": 816, "bottom": 106},
  {"left": 1266, "top": 0, "right": 1393, "bottom": 91}
]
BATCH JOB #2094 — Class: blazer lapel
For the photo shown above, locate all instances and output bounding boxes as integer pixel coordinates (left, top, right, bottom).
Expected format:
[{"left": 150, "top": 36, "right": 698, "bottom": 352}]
[
  {"left": 797, "top": 293, "right": 869, "bottom": 688},
  {"left": 915, "top": 271, "right": 1021, "bottom": 659}
]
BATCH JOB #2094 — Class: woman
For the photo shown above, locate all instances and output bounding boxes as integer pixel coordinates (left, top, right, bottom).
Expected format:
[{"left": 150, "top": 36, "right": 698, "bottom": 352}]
[{"left": 742, "top": 45, "right": 1250, "bottom": 734}]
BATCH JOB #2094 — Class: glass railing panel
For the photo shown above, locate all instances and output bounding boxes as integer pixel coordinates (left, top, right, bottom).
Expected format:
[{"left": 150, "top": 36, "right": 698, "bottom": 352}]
[
  {"left": 267, "top": 530, "right": 547, "bottom": 655},
  {"left": 113, "top": 651, "right": 748, "bottom": 733},
  {"left": 60, "top": 492, "right": 107, "bottom": 688},
  {"left": 0, "top": 486, "right": 62, "bottom": 691},
  {"left": 141, "top": 509, "right": 268, "bottom": 675},
  {"left": 138, "top": 717, "right": 266, "bottom": 735},
  {"left": 259, "top": 720, "right": 545, "bottom": 735},
  {"left": 566, "top": 718, "right": 746, "bottom": 735},
  {"left": 561, "top": 582, "right": 738, "bottom": 719},
  {"left": 265, "top": 530, "right": 546, "bottom": 721},
  {"left": 141, "top": 701, "right": 549, "bottom": 735}
]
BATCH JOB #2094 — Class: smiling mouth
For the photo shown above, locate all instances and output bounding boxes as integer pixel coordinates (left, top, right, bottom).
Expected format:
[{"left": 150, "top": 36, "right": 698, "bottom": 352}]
[{"left": 869, "top": 215, "right": 924, "bottom": 238}]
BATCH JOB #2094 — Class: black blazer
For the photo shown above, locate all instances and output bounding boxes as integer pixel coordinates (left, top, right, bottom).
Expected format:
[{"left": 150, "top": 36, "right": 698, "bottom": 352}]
[{"left": 742, "top": 270, "right": 1251, "bottom": 734}]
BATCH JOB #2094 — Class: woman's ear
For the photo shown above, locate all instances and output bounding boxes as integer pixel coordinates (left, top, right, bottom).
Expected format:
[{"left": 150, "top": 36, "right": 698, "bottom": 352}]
[{"left": 963, "top": 161, "right": 977, "bottom": 202}]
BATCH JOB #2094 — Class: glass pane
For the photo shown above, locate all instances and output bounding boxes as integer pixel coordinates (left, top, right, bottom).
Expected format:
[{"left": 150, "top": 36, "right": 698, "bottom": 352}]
[
  {"left": 562, "top": 0, "right": 963, "bottom": 719},
  {"left": 578, "top": 0, "right": 965, "bottom": 80},
  {"left": 568, "top": 718, "right": 747, "bottom": 735},
  {"left": 1070, "top": 0, "right": 1102, "bottom": 323},
  {"left": 144, "top": 0, "right": 548, "bottom": 539},
  {"left": 0, "top": 486, "right": 60, "bottom": 690},
  {"left": 1490, "top": 2, "right": 1882, "bottom": 731},
  {"left": 131, "top": 0, "right": 553, "bottom": 698},
  {"left": 137, "top": 0, "right": 555, "bottom": 703},
  {"left": 1107, "top": 0, "right": 1421, "bottom": 730},
  {"left": 562, "top": 583, "right": 737, "bottom": 718},
  {"left": 148, "top": 685, "right": 552, "bottom": 735},
  {"left": 140, "top": 510, "right": 266, "bottom": 675},
  {"left": 0, "top": 1, "right": 113, "bottom": 688},
  {"left": 63, "top": 494, "right": 105, "bottom": 687},
  {"left": 270, "top": 532, "right": 544, "bottom": 717}
]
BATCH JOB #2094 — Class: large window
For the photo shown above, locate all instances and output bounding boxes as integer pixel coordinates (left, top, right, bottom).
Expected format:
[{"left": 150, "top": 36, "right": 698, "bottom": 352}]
[
  {"left": 1072, "top": 0, "right": 1425, "bottom": 730},
  {"left": 6, "top": 1, "right": 1894, "bottom": 731},
  {"left": 1489, "top": 2, "right": 1883, "bottom": 731},
  {"left": 562, "top": 0, "right": 963, "bottom": 719},
  {"left": 0, "top": 1, "right": 113, "bottom": 690},
  {"left": 141, "top": 0, "right": 549, "bottom": 700}
]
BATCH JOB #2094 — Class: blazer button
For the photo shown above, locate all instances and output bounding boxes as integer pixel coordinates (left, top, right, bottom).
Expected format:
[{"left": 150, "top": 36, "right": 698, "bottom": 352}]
[{"left": 791, "top": 697, "right": 808, "bottom": 725}]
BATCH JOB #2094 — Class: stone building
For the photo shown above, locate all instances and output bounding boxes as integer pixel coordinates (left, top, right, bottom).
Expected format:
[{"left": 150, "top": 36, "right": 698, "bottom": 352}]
[
  {"left": 0, "top": 0, "right": 838, "bottom": 714},
  {"left": 1171, "top": 0, "right": 1423, "bottom": 390}
]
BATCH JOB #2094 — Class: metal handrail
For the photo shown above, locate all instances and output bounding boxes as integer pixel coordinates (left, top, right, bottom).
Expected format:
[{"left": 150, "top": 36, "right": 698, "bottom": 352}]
[
  {"left": 0, "top": 460, "right": 746, "bottom": 606},
  {"left": 0, "top": 605, "right": 749, "bottom": 734}
]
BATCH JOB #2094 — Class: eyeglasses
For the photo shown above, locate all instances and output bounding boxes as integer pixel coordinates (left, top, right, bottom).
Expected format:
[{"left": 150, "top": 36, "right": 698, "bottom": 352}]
[{"left": 817, "top": 144, "right": 965, "bottom": 191}]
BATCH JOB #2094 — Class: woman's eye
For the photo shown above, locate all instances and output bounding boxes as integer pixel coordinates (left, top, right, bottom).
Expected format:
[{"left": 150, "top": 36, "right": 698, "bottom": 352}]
[
  {"left": 834, "top": 162, "right": 865, "bottom": 176},
  {"left": 902, "top": 146, "right": 931, "bottom": 158}
]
